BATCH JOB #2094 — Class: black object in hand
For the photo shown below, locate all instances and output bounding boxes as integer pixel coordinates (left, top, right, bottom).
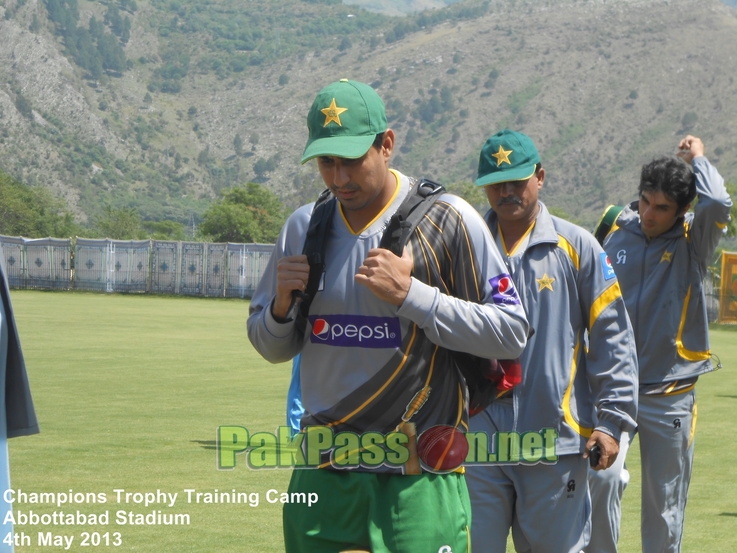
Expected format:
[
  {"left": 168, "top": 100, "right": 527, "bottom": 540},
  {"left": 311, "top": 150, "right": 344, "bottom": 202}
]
[{"left": 589, "top": 444, "right": 602, "bottom": 468}]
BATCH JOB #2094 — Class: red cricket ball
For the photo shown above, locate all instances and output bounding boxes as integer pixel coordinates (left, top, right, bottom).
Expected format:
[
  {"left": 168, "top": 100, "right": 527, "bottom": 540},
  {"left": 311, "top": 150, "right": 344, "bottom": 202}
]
[{"left": 417, "top": 425, "right": 469, "bottom": 473}]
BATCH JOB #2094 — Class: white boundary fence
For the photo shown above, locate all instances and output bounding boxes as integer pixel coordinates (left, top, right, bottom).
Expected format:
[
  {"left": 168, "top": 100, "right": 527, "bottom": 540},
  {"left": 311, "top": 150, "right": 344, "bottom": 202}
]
[
  {"left": 0, "top": 235, "right": 273, "bottom": 298},
  {"left": 0, "top": 234, "right": 723, "bottom": 318}
]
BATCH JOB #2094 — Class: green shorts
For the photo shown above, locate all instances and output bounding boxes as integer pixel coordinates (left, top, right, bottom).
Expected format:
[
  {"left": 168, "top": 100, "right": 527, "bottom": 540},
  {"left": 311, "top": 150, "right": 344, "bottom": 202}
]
[{"left": 283, "top": 469, "right": 471, "bottom": 553}]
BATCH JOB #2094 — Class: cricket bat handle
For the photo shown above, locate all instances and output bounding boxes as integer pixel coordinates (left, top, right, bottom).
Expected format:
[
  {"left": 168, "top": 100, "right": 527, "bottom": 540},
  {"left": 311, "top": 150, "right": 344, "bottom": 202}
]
[{"left": 397, "top": 421, "right": 421, "bottom": 475}]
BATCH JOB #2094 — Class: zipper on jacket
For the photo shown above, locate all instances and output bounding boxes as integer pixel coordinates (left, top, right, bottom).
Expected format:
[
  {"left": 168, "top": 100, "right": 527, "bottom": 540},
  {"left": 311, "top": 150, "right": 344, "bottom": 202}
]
[{"left": 634, "top": 242, "right": 648, "bottom": 343}]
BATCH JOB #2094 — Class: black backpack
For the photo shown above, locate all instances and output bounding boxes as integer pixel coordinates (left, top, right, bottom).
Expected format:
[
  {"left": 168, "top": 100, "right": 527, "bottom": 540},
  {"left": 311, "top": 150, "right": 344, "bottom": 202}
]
[
  {"left": 594, "top": 205, "right": 624, "bottom": 245},
  {"left": 293, "top": 179, "right": 518, "bottom": 416}
]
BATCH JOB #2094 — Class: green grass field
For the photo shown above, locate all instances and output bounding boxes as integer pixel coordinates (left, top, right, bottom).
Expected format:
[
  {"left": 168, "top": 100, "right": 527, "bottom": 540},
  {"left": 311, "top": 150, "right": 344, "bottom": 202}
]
[{"left": 7, "top": 291, "right": 737, "bottom": 552}]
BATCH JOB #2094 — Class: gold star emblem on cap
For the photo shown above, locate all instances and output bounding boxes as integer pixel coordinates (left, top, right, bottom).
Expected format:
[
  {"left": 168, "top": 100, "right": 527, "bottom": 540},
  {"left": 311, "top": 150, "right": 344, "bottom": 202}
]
[
  {"left": 321, "top": 98, "right": 348, "bottom": 127},
  {"left": 492, "top": 145, "right": 513, "bottom": 167},
  {"left": 660, "top": 251, "right": 673, "bottom": 263},
  {"left": 537, "top": 273, "right": 555, "bottom": 292}
]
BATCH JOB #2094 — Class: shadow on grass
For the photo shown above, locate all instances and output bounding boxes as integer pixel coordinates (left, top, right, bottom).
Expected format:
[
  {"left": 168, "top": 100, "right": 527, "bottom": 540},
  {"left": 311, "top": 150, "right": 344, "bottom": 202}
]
[
  {"left": 719, "top": 513, "right": 737, "bottom": 517},
  {"left": 192, "top": 439, "right": 217, "bottom": 450}
]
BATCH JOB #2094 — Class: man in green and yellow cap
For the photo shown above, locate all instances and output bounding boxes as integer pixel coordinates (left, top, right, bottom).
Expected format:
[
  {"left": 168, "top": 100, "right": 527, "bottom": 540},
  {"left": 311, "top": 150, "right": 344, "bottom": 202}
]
[
  {"left": 465, "top": 129, "right": 638, "bottom": 553},
  {"left": 248, "top": 83, "right": 530, "bottom": 552}
]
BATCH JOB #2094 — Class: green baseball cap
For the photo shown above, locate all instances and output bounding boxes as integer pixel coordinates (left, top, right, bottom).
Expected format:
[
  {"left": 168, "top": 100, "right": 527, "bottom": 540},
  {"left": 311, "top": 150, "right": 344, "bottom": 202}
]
[
  {"left": 301, "top": 79, "right": 388, "bottom": 164},
  {"left": 476, "top": 129, "right": 541, "bottom": 186}
]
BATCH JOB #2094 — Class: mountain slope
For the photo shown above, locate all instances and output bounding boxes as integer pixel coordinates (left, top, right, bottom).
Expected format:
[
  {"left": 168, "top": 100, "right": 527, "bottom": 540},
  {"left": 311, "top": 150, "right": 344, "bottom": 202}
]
[
  {"left": 343, "top": 0, "right": 464, "bottom": 16},
  {"left": 1, "top": 0, "right": 736, "bottom": 230}
]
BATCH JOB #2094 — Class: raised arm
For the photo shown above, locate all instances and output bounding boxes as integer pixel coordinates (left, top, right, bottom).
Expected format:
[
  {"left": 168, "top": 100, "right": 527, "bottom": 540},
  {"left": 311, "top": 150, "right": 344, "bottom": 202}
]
[{"left": 680, "top": 137, "right": 732, "bottom": 272}]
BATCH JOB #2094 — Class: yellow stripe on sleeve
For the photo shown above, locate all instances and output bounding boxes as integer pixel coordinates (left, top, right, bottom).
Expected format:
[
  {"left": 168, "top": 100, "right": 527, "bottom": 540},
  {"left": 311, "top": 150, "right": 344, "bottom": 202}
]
[
  {"left": 562, "top": 337, "right": 593, "bottom": 438},
  {"left": 589, "top": 282, "right": 622, "bottom": 330},
  {"left": 676, "top": 285, "right": 711, "bottom": 361},
  {"left": 689, "top": 401, "right": 697, "bottom": 448},
  {"left": 557, "top": 235, "right": 580, "bottom": 270}
]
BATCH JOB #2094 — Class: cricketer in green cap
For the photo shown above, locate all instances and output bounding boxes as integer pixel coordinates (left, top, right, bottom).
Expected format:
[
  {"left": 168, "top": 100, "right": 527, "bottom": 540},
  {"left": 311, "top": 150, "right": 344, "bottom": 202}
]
[
  {"left": 475, "top": 129, "right": 541, "bottom": 187},
  {"left": 301, "top": 79, "right": 388, "bottom": 164},
  {"left": 476, "top": 129, "right": 545, "bottom": 246}
]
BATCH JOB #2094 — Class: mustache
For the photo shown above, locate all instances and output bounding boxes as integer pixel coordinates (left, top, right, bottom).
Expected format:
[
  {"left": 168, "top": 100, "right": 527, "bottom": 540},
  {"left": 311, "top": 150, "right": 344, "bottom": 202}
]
[
  {"left": 331, "top": 183, "right": 361, "bottom": 193},
  {"left": 497, "top": 196, "right": 523, "bottom": 206}
]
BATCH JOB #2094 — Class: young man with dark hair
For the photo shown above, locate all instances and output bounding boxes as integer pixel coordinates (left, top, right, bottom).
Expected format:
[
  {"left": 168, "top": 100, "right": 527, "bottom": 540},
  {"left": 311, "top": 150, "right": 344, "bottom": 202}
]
[
  {"left": 640, "top": 156, "right": 697, "bottom": 212},
  {"left": 588, "top": 135, "right": 732, "bottom": 553},
  {"left": 248, "top": 80, "right": 529, "bottom": 553},
  {"left": 466, "top": 129, "right": 638, "bottom": 553}
]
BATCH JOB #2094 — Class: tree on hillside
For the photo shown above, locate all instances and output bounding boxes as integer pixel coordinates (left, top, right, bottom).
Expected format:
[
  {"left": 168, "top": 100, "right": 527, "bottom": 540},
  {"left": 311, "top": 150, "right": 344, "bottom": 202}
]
[
  {"left": 45, "top": 0, "right": 129, "bottom": 78},
  {"left": 141, "top": 220, "right": 186, "bottom": 241},
  {"left": 13, "top": 90, "right": 33, "bottom": 120},
  {"left": 0, "top": 170, "right": 81, "bottom": 238},
  {"left": 120, "top": 0, "right": 138, "bottom": 14},
  {"left": 233, "top": 133, "right": 243, "bottom": 156},
  {"left": 104, "top": 5, "right": 124, "bottom": 35},
  {"left": 253, "top": 158, "right": 269, "bottom": 178},
  {"left": 681, "top": 112, "right": 698, "bottom": 130},
  {"left": 98, "top": 33, "right": 127, "bottom": 72},
  {"left": 95, "top": 206, "right": 141, "bottom": 239},
  {"left": 199, "top": 183, "right": 286, "bottom": 243},
  {"left": 253, "top": 153, "right": 281, "bottom": 180},
  {"left": 30, "top": 14, "right": 42, "bottom": 32},
  {"left": 69, "top": 27, "right": 104, "bottom": 79}
]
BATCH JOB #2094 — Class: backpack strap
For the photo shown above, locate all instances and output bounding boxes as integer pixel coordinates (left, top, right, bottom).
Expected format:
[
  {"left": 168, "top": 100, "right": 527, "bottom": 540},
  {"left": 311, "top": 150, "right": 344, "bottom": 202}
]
[
  {"left": 295, "top": 178, "right": 445, "bottom": 328},
  {"left": 379, "top": 178, "right": 446, "bottom": 256},
  {"left": 593, "top": 204, "right": 624, "bottom": 245},
  {"left": 293, "top": 188, "right": 335, "bottom": 335}
]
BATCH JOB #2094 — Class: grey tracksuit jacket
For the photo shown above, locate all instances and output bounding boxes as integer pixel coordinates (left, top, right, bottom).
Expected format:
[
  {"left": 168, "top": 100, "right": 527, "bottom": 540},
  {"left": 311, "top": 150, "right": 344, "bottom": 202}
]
[
  {"left": 485, "top": 204, "right": 638, "bottom": 455},
  {"left": 602, "top": 156, "right": 731, "bottom": 390}
]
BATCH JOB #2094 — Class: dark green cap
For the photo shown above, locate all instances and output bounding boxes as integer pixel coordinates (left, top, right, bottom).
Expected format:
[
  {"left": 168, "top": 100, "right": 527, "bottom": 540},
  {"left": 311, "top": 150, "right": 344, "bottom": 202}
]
[
  {"left": 476, "top": 129, "right": 541, "bottom": 186},
  {"left": 301, "top": 79, "right": 388, "bottom": 164}
]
